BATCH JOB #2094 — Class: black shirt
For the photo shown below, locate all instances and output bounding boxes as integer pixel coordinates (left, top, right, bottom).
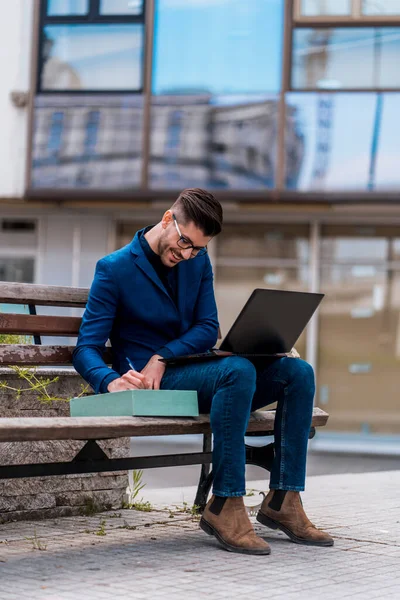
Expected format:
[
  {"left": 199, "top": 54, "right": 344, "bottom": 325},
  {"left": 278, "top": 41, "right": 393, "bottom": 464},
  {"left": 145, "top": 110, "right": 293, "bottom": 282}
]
[{"left": 138, "top": 226, "right": 178, "bottom": 307}]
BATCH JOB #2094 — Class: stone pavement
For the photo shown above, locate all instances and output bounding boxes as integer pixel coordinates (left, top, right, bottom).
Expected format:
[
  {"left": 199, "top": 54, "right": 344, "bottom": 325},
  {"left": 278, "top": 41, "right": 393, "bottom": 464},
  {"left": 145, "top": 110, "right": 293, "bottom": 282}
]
[{"left": 0, "top": 470, "right": 399, "bottom": 600}]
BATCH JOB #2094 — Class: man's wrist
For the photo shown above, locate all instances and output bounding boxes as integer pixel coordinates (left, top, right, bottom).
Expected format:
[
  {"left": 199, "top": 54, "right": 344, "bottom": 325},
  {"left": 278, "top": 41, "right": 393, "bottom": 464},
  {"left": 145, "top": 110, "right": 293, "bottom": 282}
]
[{"left": 101, "top": 372, "right": 120, "bottom": 394}]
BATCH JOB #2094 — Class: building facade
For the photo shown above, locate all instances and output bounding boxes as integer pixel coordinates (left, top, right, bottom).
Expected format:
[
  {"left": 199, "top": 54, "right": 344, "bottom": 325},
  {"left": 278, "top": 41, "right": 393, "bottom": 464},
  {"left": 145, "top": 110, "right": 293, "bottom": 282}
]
[{"left": 2, "top": 0, "right": 400, "bottom": 449}]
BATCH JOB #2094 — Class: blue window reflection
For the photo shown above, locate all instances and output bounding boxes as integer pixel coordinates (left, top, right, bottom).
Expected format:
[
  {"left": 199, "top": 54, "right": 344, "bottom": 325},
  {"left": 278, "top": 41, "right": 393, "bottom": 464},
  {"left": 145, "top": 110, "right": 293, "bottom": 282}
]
[
  {"left": 153, "top": 0, "right": 283, "bottom": 95},
  {"left": 285, "top": 93, "right": 400, "bottom": 191},
  {"left": 42, "top": 24, "right": 144, "bottom": 91},
  {"left": 292, "top": 28, "right": 400, "bottom": 89},
  {"left": 47, "top": 111, "right": 64, "bottom": 159},
  {"left": 100, "top": 0, "right": 143, "bottom": 15},
  {"left": 47, "top": 0, "right": 89, "bottom": 16},
  {"left": 362, "top": 0, "right": 400, "bottom": 15},
  {"left": 300, "top": 0, "right": 351, "bottom": 16},
  {"left": 84, "top": 111, "right": 100, "bottom": 156},
  {"left": 150, "top": 0, "right": 284, "bottom": 190},
  {"left": 32, "top": 95, "right": 144, "bottom": 189}
]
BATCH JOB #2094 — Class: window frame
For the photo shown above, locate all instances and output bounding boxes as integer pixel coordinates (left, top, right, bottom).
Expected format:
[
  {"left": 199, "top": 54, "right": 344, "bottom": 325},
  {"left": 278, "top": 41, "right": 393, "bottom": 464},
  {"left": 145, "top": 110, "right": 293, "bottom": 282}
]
[{"left": 37, "top": 0, "right": 146, "bottom": 94}]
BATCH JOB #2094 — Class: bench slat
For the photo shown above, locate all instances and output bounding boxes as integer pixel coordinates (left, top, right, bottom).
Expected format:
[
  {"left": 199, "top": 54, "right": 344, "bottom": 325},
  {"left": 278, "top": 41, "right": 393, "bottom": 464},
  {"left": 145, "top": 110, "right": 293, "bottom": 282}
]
[
  {"left": 0, "top": 408, "right": 328, "bottom": 442},
  {"left": 0, "top": 345, "right": 113, "bottom": 365},
  {"left": 0, "top": 314, "right": 81, "bottom": 336},
  {"left": 0, "top": 282, "right": 88, "bottom": 307}
]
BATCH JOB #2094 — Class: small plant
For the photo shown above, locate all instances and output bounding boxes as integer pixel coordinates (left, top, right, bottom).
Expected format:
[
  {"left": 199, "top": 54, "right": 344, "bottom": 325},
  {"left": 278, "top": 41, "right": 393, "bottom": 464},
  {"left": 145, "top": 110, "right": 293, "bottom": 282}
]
[
  {"left": 95, "top": 519, "right": 107, "bottom": 536},
  {"left": 173, "top": 502, "right": 200, "bottom": 517},
  {"left": 0, "top": 366, "right": 91, "bottom": 404},
  {"left": 25, "top": 528, "right": 47, "bottom": 551},
  {"left": 245, "top": 489, "right": 256, "bottom": 497},
  {"left": 132, "top": 500, "right": 153, "bottom": 512},
  {"left": 130, "top": 470, "right": 146, "bottom": 502},
  {"left": 0, "top": 334, "right": 31, "bottom": 344},
  {"left": 122, "top": 470, "right": 152, "bottom": 511}
]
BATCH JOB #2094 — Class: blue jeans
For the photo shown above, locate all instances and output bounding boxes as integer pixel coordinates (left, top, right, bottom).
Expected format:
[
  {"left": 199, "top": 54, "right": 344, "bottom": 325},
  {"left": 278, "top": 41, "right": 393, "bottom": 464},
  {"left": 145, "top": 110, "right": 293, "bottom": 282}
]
[{"left": 161, "top": 356, "right": 315, "bottom": 497}]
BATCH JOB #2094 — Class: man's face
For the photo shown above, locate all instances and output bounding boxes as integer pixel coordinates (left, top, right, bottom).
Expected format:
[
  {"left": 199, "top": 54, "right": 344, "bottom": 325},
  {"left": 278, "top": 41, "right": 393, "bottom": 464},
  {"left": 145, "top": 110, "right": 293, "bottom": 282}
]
[{"left": 158, "top": 212, "right": 212, "bottom": 267}]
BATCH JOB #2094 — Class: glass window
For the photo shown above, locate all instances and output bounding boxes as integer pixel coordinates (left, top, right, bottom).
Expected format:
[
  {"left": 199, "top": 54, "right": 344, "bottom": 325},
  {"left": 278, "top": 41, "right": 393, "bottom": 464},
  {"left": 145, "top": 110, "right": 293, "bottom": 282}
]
[
  {"left": 320, "top": 226, "right": 389, "bottom": 263},
  {"left": 153, "top": 0, "right": 283, "bottom": 96},
  {"left": 150, "top": 0, "right": 284, "bottom": 189},
  {"left": 47, "top": 0, "right": 89, "bottom": 16},
  {"left": 300, "top": 0, "right": 352, "bottom": 16},
  {"left": 100, "top": 0, "right": 143, "bottom": 15},
  {"left": 0, "top": 258, "right": 34, "bottom": 283},
  {"left": 363, "top": 0, "right": 400, "bottom": 15},
  {"left": 47, "top": 111, "right": 64, "bottom": 158},
  {"left": 31, "top": 95, "right": 144, "bottom": 189},
  {"left": 41, "top": 24, "right": 144, "bottom": 91},
  {"left": 84, "top": 110, "right": 100, "bottom": 156},
  {"left": 292, "top": 27, "right": 400, "bottom": 89},
  {"left": 318, "top": 227, "right": 400, "bottom": 434},
  {"left": 285, "top": 92, "right": 400, "bottom": 191},
  {"left": 150, "top": 95, "right": 278, "bottom": 190},
  {"left": 218, "top": 224, "right": 309, "bottom": 262}
]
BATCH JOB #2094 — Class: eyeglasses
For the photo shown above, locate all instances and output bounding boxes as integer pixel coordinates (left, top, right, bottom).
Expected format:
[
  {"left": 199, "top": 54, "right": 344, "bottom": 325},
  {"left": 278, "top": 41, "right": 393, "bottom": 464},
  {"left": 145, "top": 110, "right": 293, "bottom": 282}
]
[{"left": 172, "top": 214, "right": 208, "bottom": 258}]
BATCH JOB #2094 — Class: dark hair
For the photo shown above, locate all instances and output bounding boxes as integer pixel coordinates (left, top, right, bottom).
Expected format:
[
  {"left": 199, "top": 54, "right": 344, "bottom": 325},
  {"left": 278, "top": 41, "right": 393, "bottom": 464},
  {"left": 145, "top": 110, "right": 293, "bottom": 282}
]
[{"left": 171, "top": 188, "right": 223, "bottom": 237}]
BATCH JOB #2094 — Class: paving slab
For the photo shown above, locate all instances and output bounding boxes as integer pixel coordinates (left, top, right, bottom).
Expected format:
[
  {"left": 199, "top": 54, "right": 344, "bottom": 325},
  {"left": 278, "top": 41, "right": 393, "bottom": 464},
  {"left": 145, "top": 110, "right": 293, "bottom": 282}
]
[{"left": 0, "top": 470, "right": 399, "bottom": 599}]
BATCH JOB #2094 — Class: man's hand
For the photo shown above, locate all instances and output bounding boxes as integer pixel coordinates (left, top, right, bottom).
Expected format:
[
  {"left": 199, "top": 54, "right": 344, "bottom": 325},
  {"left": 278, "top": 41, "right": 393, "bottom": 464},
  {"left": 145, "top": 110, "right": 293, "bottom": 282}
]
[
  {"left": 286, "top": 347, "right": 300, "bottom": 359},
  {"left": 107, "top": 369, "right": 150, "bottom": 392},
  {"left": 140, "top": 354, "right": 166, "bottom": 390}
]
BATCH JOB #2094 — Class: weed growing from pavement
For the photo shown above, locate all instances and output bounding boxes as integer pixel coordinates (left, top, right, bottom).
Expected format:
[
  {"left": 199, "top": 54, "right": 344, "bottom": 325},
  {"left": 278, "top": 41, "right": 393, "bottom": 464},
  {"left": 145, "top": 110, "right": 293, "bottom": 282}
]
[
  {"left": 95, "top": 519, "right": 107, "bottom": 536},
  {"left": 122, "top": 470, "right": 153, "bottom": 511},
  {"left": 130, "top": 500, "right": 153, "bottom": 512},
  {"left": 25, "top": 528, "right": 47, "bottom": 551},
  {"left": 167, "top": 503, "right": 201, "bottom": 521}
]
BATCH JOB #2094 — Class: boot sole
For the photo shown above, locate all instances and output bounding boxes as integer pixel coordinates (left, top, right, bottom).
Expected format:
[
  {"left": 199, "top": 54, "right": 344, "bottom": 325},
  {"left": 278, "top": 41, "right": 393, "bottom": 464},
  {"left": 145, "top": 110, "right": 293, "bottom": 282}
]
[
  {"left": 256, "top": 512, "right": 334, "bottom": 547},
  {"left": 199, "top": 517, "right": 271, "bottom": 555}
]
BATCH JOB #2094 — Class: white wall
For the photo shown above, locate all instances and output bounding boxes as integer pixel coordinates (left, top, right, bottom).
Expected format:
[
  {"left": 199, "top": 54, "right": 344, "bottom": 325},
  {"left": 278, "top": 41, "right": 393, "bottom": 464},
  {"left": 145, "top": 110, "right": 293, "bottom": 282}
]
[
  {"left": 37, "top": 213, "right": 112, "bottom": 288},
  {"left": 0, "top": 0, "right": 34, "bottom": 197}
]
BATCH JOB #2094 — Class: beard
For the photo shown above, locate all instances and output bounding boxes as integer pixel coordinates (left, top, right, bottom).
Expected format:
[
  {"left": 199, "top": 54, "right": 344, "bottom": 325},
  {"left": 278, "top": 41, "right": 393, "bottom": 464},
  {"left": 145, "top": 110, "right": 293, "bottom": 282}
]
[{"left": 157, "top": 234, "right": 182, "bottom": 266}]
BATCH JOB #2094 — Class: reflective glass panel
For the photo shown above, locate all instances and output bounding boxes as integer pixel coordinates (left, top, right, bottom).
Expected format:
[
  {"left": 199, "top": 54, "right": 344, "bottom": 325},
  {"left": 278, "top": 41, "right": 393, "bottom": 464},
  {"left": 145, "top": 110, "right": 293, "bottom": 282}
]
[
  {"left": 41, "top": 24, "right": 144, "bottom": 91},
  {"left": 320, "top": 225, "right": 389, "bottom": 263},
  {"left": 150, "top": 0, "right": 284, "bottom": 189},
  {"left": 47, "top": 0, "right": 89, "bottom": 15},
  {"left": 292, "top": 28, "right": 400, "bottom": 89},
  {"left": 149, "top": 95, "right": 279, "bottom": 189},
  {"left": 218, "top": 224, "right": 309, "bottom": 262},
  {"left": 31, "top": 95, "right": 144, "bottom": 189},
  {"left": 363, "top": 0, "right": 400, "bottom": 15},
  {"left": 300, "top": 0, "right": 351, "bottom": 16},
  {"left": 318, "top": 261, "right": 400, "bottom": 434},
  {"left": 0, "top": 258, "right": 34, "bottom": 283},
  {"left": 285, "top": 92, "right": 400, "bottom": 191},
  {"left": 153, "top": 0, "right": 283, "bottom": 96},
  {"left": 100, "top": 0, "right": 143, "bottom": 15}
]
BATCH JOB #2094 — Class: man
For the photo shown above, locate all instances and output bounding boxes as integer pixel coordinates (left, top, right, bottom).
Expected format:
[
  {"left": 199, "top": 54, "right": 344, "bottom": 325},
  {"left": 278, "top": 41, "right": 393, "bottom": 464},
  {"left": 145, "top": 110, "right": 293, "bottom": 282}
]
[{"left": 73, "top": 188, "right": 333, "bottom": 556}]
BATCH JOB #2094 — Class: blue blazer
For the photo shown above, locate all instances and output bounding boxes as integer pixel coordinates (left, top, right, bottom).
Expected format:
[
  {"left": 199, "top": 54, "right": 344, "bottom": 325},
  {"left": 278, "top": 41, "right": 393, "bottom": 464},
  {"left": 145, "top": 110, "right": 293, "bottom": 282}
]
[{"left": 72, "top": 229, "right": 219, "bottom": 394}]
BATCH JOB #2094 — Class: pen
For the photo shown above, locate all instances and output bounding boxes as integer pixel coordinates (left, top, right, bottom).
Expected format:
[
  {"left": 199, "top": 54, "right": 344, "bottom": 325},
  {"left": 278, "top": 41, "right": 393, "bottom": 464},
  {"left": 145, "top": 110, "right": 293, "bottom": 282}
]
[{"left": 126, "top": 357, "right": 137, "bottom": 372}]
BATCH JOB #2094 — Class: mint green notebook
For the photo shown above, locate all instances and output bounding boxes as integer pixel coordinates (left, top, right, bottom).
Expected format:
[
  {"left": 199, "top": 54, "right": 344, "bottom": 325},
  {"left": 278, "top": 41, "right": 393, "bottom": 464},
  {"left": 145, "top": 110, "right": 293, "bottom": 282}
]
[{"left": 70, "top": 389, "right": 199, "bottom": 418}]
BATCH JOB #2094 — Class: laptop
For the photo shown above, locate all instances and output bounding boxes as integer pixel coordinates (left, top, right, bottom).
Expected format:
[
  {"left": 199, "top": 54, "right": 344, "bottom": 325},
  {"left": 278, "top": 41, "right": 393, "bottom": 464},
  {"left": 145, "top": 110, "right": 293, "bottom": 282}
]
[{"left": 159, "top": 288, "right": 324, "bottom": 366}]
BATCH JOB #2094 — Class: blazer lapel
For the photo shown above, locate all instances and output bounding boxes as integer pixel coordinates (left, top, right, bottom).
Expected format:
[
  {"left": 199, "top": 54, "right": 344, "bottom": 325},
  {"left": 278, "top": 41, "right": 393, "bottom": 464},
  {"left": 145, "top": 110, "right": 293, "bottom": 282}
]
[
  {"left": 176, "top": 262, "right": 187, "bottom": 317},
  {"left": 130, "top": 232, "right": 177, "bottom": 308}
]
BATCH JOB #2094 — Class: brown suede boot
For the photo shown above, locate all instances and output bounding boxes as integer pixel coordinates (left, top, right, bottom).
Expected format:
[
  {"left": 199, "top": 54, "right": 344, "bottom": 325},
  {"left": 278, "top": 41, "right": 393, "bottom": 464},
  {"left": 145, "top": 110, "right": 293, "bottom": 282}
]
[
  {"left": 257, "top": 490, "right": 334, "bottom": 547},
  {"left": 200, "top": 496, "right": 271, "bottom": 555}
]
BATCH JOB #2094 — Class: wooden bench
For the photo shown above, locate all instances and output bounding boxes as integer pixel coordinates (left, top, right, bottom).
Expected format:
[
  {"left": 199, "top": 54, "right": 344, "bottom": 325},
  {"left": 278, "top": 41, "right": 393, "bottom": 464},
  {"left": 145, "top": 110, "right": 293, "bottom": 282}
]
[{"left": 0, "top": 282, "right": 329, "bottom": 510}]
